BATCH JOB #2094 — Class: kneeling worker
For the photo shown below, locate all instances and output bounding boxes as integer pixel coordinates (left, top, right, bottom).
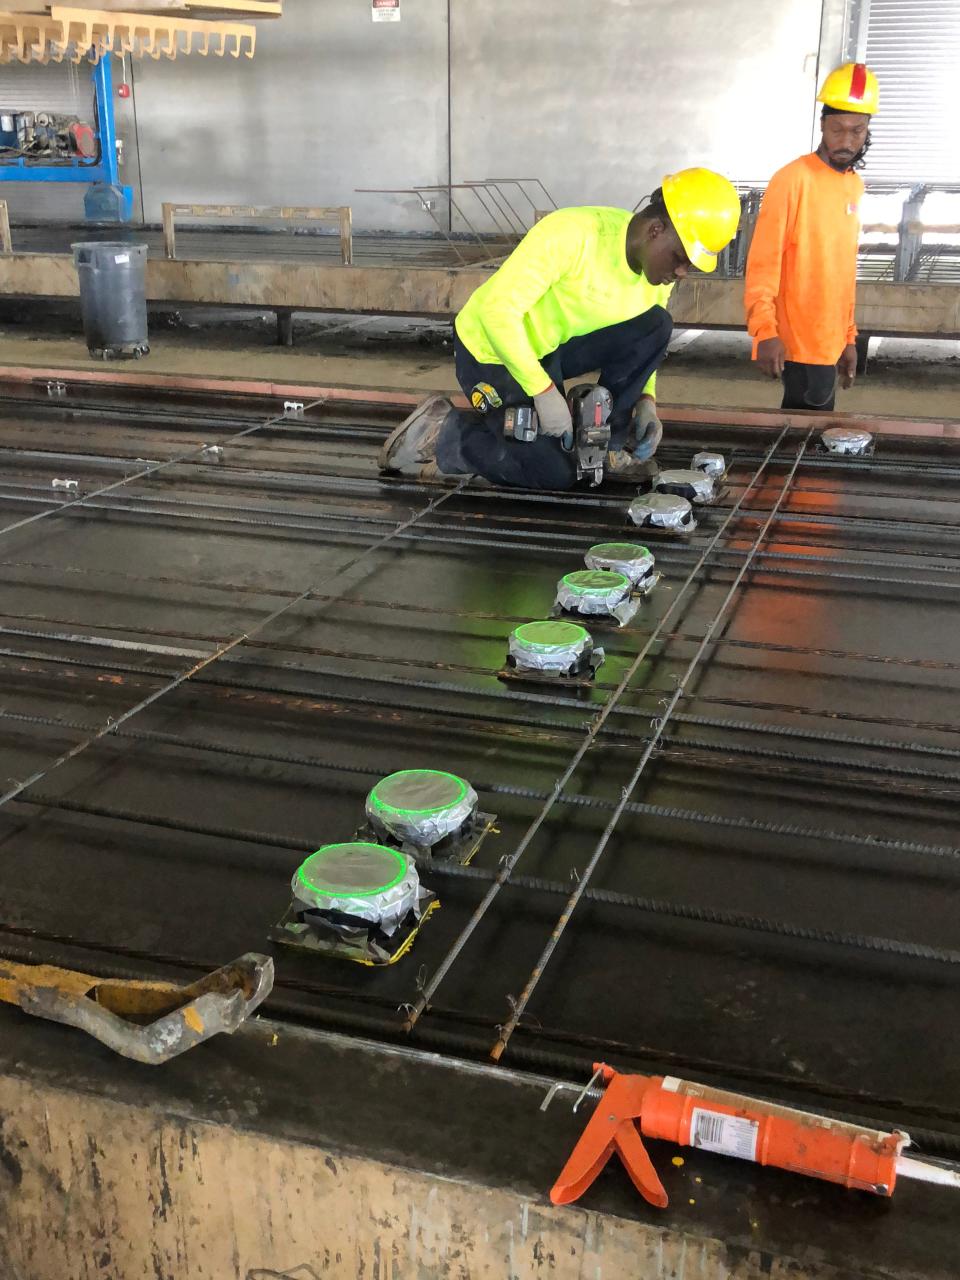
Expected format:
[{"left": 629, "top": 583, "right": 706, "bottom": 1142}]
[{"left": 380, "top": 168, "right": 741, "bottom": 490}]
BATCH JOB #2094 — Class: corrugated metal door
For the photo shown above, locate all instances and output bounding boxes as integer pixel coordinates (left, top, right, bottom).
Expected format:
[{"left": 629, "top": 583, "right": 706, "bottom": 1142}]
[
  {"left": 863, "top": 0, "right": 960, "bottom": 182},
  {"left": 0, "top": 61, "right": 93, "bottom": 220}
]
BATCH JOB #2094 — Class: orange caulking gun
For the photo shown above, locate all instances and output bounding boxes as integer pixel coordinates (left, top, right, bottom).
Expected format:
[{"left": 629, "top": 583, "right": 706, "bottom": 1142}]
[{"left": 547, "top": 1064, "right": 960, "bottom": 1207}]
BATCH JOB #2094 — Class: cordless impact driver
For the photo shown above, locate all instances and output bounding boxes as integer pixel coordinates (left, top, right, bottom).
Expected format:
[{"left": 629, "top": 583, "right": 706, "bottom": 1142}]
[{"left": 502, "top": 384, "right": 612, "bottom": 487}]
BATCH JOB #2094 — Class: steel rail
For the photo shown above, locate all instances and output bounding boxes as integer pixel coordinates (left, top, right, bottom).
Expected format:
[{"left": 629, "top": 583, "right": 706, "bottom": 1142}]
[
  {"left": 3, "top": 921, "right": 960, "bottom": 1154},
  {"left": 4, "top": 626, "right": 960, "bottom": 756},
  {"left": 6, "top": 603, "right": 960, "bottom": 699},
  {"left": 10, "top": 745, "right": 960, "bottom": 871},
  {"left": 489, "top": 432, "right": 813, "bottom": 1061},
  {"left": 0, "top": 398, "right": 331, "bottom": 541},
  {"left": 0, "top": 478, "right": 468, "bottom": 816},
  {"left": 4, "top": 704, "right": 960, "bottom": 801},
  {"left": 10, "top": 790, "right": 960, "bottom": 972},
  {"left": 5, "top": 486, "right": 960, "bottom": 600},
  {"left": 400, "top": 429, "right": 793, "bottom": 1032},
  {"left": 3, "top": 606, "right": 958, "bottom": 751}
]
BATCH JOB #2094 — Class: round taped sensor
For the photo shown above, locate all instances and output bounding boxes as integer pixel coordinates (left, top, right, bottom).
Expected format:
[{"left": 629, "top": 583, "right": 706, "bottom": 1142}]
[
  {"left": 655, "top": 468, "right": 716, "bottom": 503},
  {"left": 584, "top": 541, "right": 655, "bottom": 586},
  {"left": 822, "top": 427, "right": 873, "bottom": 455},
  {"left": 509, "top": 619, "right": 593, "bottom": 672},
  {"left": 628, "top": 492, "right": 695, "bottom": 530},
  {"left": 292, "top": 841, "right": 421, "bottom": 935},
  {"left": 555, "top": 569, "right": 631, "bottom": 615},
  {"left": 366, "top": 768, "right": 478, "bottom": 848},
  {"left": 692, "top": 451, "right": 725, "bottom": 477}
]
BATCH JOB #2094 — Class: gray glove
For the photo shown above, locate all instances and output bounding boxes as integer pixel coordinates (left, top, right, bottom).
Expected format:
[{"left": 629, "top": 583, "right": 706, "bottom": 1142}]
[
  {"left": 632, "top": 399, "right": 663, "bottom": 461},
  {"left": 532, "top": 385, "right": 572, "bottom": 438}
]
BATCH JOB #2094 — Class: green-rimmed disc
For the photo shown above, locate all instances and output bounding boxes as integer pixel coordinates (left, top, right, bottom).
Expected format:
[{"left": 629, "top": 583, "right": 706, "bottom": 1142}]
[
  {"left": 586, "top": 542, "right": 651, "bottom": 562},
  {"left": 296, "top": 842, "right": 407, "bottom": 899},
  {"left": 368, "top": 769, "right": 469, "bottom": 818},
  {"left": 513, "top": 620, "right": 590, "bottom": 652},
  {"left": 560, "top": 569, "right": 629, "bottom": 596}
]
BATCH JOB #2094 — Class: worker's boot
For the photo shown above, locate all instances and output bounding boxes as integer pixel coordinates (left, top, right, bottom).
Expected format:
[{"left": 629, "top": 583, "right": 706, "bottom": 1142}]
[
  {"left": 379, "top": 395, "right": 460, "bottom": 478},
  {"left": 604, "top": 450, "right": 660, "bottom": 484}
]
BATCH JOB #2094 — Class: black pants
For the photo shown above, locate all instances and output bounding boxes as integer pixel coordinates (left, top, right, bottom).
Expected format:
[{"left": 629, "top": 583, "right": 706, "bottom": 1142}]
[
  {"left": 436, "top": 306, "right": 673, "bottom": 489},
  {"left": 781, "top": 361, "right": 837, "bottom": 412}
]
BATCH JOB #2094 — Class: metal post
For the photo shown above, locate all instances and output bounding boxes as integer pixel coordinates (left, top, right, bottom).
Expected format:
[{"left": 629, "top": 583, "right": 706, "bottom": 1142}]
[
  {"left": 86, "top": 54, "right": 134, "bottom": 221},
  {"left": 339, "top": 206, "right": 353, "bottom": 266},
  {"left": 895, "top": 185, "right": 927, "bottom": 283},
  {"left": 162, "top": 203, "right": 177, "bottom": 259},
  {"left": 0, "top": 201, "right": 11, "bottom": 256},
  {"left": 92, "top": 56, "right": 121, "bottom": 188}
]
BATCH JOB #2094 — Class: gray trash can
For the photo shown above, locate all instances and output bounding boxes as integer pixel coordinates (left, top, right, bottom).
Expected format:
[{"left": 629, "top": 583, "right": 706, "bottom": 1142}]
[{"left": 72, "top": 241, "right": 150, "bottom": 360}]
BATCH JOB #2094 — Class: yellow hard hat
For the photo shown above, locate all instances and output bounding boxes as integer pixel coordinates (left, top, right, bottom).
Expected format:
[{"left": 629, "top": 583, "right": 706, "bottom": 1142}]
[
  {"left": 661, "top": 168, "right": 741, "bottom": 274},
  {"left": 817, "top": 62, "right": 879, "bottom": 115}
]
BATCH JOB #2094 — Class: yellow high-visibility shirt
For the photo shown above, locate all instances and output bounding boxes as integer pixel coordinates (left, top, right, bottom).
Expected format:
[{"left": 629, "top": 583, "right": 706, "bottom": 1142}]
[{"left": 455, "top": 207, "right": 674, "bottom": 398}]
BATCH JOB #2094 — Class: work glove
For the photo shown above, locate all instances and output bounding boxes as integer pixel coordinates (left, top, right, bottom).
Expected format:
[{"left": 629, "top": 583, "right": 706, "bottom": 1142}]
[
  {"left": 631, "top": 399, "right": 663, "bottom": 461},
  {"left": 533, "top": 384, "right": 572, "bottom": 438}
]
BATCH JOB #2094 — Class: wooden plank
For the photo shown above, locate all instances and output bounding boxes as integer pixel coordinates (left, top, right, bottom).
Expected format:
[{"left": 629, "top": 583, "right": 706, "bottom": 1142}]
[{"left": 11, "top": 2, "right": 281, "bottom": 13}]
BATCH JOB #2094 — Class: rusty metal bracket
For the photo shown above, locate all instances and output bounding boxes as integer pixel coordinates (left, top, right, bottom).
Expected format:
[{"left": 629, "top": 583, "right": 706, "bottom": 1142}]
[{"left": 0, "top": 952, "right": 274, "bottom": 1064}]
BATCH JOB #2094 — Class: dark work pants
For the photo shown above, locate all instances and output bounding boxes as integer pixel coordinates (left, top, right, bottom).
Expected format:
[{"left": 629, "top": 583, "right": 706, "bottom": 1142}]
[
  {"left": 436, "top": 306, "right": 673, "bottom": 489},
  {"left": 781, "top": 361, "right": 837, "bottom": 412}
]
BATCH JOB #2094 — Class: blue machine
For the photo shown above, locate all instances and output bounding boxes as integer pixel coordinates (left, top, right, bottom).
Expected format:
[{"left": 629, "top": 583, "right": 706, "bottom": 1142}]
[{"left": 0, "top": 56, "right": 134, "bottom": 222}]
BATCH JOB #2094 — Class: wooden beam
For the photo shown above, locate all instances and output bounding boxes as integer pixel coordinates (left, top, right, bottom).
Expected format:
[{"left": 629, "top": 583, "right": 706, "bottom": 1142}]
[{"left": 0, "top": 254, "right": 956, "bottom": 338}]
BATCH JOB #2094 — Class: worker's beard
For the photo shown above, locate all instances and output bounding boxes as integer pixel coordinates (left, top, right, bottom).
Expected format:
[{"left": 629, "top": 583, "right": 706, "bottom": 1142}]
[{"left": 824, "top": 130, "right": 873, "bottom": 172}]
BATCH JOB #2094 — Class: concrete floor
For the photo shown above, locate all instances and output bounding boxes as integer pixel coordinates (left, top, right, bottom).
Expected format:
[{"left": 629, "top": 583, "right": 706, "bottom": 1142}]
[{"left": 0, "top": 305, "right": 958, "bottom": 417}]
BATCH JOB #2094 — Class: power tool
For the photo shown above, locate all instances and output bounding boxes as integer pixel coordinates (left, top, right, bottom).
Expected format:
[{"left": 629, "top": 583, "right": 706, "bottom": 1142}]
[{"left": 502, "top": 383, "right": 612, "bottom": 486}]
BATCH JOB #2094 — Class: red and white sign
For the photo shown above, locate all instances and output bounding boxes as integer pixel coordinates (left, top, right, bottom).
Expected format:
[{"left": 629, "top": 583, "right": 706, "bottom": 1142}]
[{"left": 372, "top": 0, "right": 400, "bottom": 21}]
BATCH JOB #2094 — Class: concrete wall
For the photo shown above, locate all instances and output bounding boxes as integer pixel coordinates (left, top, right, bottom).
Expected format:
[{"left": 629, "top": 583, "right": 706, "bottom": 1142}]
[
  {"left": 449, "top": 0, "right": 823, "bottom": 225},
  {"left": 3, "top": 0, "right": 826, "bottom": 229}
]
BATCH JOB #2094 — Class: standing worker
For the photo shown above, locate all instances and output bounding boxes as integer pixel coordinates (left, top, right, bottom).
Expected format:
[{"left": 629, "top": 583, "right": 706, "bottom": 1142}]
[
  {"left": 380, "top": 169, "right": 741, "bottom": 490},
  {"left": 745, "top": 63, "right": 878, "bottom": 411}
]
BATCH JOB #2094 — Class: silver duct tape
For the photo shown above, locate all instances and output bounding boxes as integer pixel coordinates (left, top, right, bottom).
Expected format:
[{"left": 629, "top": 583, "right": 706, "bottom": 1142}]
[
  {"left": 655, "top": 468, "right": 716, "bottom": 503},
  {"left": 293, "top": 842, "right": 421, "bottom": 936},
  {"left": 822, "top": 427, "right": 873, "bottom": 455},
  {"left": 628, "top": 492, "right": 696, "bottom": 531},
  {"left": 692, "top": 451, "right": 726, "bottom": 478},
  {"left": 610, "top": 595, "right": 641, "bottom": 627},
  {"left": 584, "top": 541, "right": 656, "bottom": 587},
  {"left": 366, "top": 769, "right": 479, "bottom": 847},
  {"left": 555, "top": 569, "right": 631, "bottom": 616},
  {"left": 509, "top": 620, "right": 593, "bottom": 672}
]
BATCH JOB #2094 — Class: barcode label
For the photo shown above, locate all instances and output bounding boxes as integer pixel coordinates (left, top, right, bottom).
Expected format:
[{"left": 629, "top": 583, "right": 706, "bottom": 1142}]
[{"left": 690, "top": 1108, "right": 759, "bottom": 1161}]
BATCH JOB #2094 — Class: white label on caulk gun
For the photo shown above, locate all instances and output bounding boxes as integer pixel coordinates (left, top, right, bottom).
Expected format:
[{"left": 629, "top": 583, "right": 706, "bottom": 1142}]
[{"left": 691, "top": 1108, "right": 759, "bottom": 1161}]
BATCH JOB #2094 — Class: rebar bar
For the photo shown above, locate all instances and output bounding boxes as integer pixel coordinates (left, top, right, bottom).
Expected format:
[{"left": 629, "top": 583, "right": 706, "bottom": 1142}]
[
  {"left": 0, "top": 479, "right": 467, "bottom": 816},
  {"left": 490, "top": 432, "right": 813, "bottom": 1061},
  {"left": 402, "top": 428, "right": 793, "bottom": 1032}
]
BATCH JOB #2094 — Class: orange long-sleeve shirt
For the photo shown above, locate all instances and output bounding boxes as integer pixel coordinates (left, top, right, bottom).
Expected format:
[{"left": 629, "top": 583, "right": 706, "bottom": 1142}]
[{"left": 744, "top": 153, "right": 863, "bottom": 365}]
